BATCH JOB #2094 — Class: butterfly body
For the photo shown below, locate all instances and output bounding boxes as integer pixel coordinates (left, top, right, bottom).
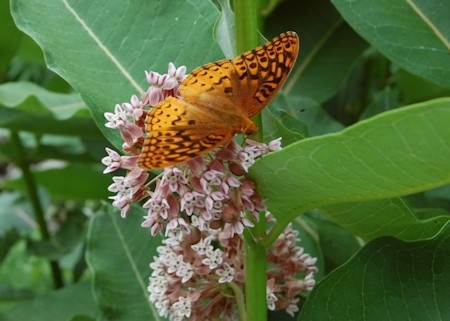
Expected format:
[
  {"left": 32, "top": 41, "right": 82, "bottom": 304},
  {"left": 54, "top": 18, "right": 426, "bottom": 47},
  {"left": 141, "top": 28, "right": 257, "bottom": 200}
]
[{"left": 139, "top": 31, "right": 299, "bottom": 169}]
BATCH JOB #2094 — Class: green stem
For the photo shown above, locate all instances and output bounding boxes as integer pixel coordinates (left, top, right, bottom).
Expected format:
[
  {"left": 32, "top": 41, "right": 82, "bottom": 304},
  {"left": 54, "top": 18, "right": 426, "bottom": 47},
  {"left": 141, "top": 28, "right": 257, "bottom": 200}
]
[
  {"left": 10, "top": 131, "right": 64, "bottom": 289},
  {"left": 245, "top": 235, "right": 267, "bottom": 321},
  {"left": 234, "top": 1, "right": 267, "bottom": 319},
  {"left": 235, "top": 0, "right": 264, "bottom": 142},
  {"left": 234, "top": 0, "right": 259, "bottom": 53}
]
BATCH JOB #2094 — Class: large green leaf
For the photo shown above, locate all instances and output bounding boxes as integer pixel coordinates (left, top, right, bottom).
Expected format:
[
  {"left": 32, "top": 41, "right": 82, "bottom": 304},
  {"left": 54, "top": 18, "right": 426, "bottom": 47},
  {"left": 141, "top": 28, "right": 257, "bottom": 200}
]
[
  {"left": 1, "top": 281, "right": 99, "bottom": 321},
  {"left": 250, "top": 98, "right": 450, "bottom": 239},
  {"left": 86, "top": 205, "right": 162, "bottom": 321},
  {"left": 299, "top": 230, "right": 450, "bottom": 320},
  {"left": 331, "top": 0, "right": 450, "bottom": 88},
  {"left": 11, "top": 0, "right": 222, "bottom": 149}
]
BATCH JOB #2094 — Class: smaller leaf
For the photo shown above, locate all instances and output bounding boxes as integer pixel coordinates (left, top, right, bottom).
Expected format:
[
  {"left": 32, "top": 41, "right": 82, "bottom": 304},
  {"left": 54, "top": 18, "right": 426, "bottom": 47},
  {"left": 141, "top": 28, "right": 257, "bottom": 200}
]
[
  {"left": 323, "top": 198, "right": 449, "bottom": 241},
  {"left": 0, "top": 82, "right": 101, "bottom": 137},
  {"left": 267, "top": 0, "right": 369, "bottom": 103},
  {"left": 0, "top": 82, "right": 87, "bottom": 119},
  {"left": 280, "top": 95, "right": 344, "bottom": 136},
  {"left": 215, "top": 0, "right": 236, "bottom": 58},
  {"left": 305, "top": 211, "right": 361, "bottom": 272},
  {"left": 262, "top": 108, "right": 306, "bottom": 146}
]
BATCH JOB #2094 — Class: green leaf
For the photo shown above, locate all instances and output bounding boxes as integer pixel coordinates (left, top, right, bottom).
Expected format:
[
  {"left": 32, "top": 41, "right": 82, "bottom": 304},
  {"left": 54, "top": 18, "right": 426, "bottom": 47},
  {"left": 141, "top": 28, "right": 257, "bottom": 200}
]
[
  {"left": 299, "top": 230, "right": 450, "bottom": 320},
  {"left": 394, "top": 69, "right": 450, "bottom": 104},
  {"left": 1, "top": 281, "right": 99, "bottom": 321},
  {"left": 323, "top": 198, "right": 449, "bottom": 241},
  {"left": 331, "top": 0, "right": 450, "bottom": 88},
  {"left": 0, "top": 82, "right": 87, "bottom": 119},
  {"left": 26, "top": 212, "right": 86, "bottom": 260},
  {"left": 86, "top": 205, "right": 162, "bottom": 321},
  {"left": 275, "top": 95, "right": 344, "bottom": 136},
  {"left": 0, "top": 192, "right": 32, "bottom": 236},
  {"left": 250, "top": 98, "right": 450, "bottom": 236},
  {"left": 11, "top": 0, "right": 222, "bottom": 149},
  {"left": 261, "top": 108, "right": 306, "bottom": 146},
  {"left": 0, "top": 1, "right": 21, "bottom": 81},
  {"left": 1, "top": 164, "right": 111, "bottom": 201},
  {"left": 359, "top": 88, "right": 401, "bottom": 121},
  {"left": 266, "top": 0, "right": 369, "bottom": 103},
  {"left": 215, "top": 0, "right": 236, "bottom": 58},
  {"left": 0, "top": 82, "right": 100, "bottom": 137},
  {"left": 0, "top": 229, "right": 21, "bottom": 263},
  {"left": 305, "top": 212, "right": 362, "bottom": 272}
]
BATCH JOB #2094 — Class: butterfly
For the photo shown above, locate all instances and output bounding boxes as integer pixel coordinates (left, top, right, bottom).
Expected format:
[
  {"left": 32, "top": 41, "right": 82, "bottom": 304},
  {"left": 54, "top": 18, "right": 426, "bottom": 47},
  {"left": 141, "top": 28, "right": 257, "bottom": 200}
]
[{"left": 138, "top": 31, "right": 299, "bottom": 170}]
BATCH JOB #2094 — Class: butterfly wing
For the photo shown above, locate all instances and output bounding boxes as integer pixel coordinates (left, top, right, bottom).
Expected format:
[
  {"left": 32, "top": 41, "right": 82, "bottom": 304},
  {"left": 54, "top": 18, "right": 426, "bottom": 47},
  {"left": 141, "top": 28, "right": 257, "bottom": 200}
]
[
  {"left": 180, "top": 60, "right": 238, "bottom": 111},
  {"left": 138, "top": 96, "right": 237, "bottom": 169},
  {"left": 180, "top": 31, "right": 299, "bottom": 118},
  {"left": 231, "top": 31, "right": 299, "bottom": 117},
  {"left": 139, "top": 32, "right": 299, "bottom": 169}
]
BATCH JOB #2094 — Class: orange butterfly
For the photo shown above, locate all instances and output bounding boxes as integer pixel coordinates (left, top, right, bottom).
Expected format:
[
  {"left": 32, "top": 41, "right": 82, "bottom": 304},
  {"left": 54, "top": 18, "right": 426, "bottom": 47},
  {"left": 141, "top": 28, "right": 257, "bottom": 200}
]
[{"left": 138, "top": 31, "right": 299, "bottom": 170}]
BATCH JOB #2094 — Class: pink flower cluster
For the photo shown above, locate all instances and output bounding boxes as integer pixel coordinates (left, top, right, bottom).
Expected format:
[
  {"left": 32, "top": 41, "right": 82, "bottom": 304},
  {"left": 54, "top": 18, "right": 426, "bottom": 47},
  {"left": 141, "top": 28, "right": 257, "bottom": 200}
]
[
  {"left": 140, "top": 138, "right": 282, "bottom": 238},
  {"left": 102, "top": 63, "right": 187, "bottom": 217},
  {"left": 102, "top": 63, "right": 317, "bottom": 320},
  {"left": 266, "top": 226, "right": 317, "bottom": 315},
  {"left": 149, "top": 225, "right": 317, "bottom": 320},
  {"left": 148, "top": 232, "right": 244, "bottom": 320},
  {"left": 101, "top": 63, "right": 280, "bottom": 235}
]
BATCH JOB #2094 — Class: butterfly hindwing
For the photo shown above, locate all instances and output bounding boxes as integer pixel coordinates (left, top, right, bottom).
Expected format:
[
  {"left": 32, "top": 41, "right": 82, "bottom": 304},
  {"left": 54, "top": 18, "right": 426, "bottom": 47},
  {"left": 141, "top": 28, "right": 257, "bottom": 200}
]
[
  {"left": 139, "top": 127, "right": 235, "bottom": 169},
  {"left": 138, "top": 97, "right": 236, "bottom": 169}
]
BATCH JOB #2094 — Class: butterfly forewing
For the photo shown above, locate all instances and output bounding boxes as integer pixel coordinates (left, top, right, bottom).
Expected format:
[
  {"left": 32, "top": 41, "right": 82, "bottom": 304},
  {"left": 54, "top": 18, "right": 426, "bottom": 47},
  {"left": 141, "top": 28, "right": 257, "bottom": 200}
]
[
  {"left": 180, "top": 31, "right": 299, "bottom": 117},
  {"left": 233, "top": 31, "right": 299, "bottom": 117},
  {"left": 180, "top": 60, "right": 238, "bottom": 109},
  {"left": 138, "top": 32, "right": 299, "bottom": 169}
]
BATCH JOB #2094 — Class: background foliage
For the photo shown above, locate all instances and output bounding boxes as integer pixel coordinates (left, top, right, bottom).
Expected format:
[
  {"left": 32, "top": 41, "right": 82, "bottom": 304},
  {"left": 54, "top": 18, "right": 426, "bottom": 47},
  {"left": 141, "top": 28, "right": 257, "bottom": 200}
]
[{"left": 1, "top": 0, "right": 449, "bottom": 320}]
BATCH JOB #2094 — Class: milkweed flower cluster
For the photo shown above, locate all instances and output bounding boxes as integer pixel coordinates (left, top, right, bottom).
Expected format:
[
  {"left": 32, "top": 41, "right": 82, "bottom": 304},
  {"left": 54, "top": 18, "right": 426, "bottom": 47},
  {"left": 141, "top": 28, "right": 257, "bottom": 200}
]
[
  {"left": 149, "top": 225, "right": 317, "bottom": 320},
  {"left": 102, "top": 63, "right": 279, "bottom": 234},
  {"left": 102, "top": 63, "right": 317, "bottom": 320}
]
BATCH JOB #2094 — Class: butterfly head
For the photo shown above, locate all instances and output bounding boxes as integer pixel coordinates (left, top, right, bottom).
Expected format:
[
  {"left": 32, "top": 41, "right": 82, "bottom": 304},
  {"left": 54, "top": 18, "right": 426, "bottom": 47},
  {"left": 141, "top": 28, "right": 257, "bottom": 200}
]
[{"left": 241, "top": 118, "right": 258, "bottom": 136}]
